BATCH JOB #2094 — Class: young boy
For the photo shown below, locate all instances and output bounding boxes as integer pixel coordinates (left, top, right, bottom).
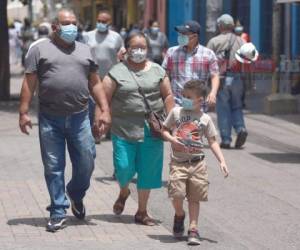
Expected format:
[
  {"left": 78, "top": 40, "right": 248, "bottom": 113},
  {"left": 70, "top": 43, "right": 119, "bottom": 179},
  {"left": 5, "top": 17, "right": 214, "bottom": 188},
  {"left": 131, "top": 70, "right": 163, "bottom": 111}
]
[{"left": 162, "top": 80, "right": 229, "bottom": 246}]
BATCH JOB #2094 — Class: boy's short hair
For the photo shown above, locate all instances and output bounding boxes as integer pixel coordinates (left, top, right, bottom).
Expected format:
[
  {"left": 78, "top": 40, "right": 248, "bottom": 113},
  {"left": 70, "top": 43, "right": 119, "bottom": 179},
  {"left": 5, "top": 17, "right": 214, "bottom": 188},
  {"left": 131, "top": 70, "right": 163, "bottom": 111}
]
[{"left": 183, "top": 80, "right": 207, "bottom": 98}]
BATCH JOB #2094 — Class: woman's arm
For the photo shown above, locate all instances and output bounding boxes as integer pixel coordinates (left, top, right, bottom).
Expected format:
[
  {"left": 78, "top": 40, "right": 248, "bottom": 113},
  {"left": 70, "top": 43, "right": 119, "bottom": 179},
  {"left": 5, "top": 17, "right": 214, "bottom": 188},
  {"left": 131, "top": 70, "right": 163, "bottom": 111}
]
[{"left": 160, "top": 76, "right": 175, "bottom": 114}]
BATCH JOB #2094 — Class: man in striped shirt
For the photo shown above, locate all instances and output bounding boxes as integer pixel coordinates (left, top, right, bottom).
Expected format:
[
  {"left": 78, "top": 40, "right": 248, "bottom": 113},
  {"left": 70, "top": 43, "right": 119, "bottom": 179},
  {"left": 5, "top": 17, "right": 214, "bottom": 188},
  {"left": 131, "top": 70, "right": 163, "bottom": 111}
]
[{"left": 162, "top": 20, "right": 220, "bottom": 108}]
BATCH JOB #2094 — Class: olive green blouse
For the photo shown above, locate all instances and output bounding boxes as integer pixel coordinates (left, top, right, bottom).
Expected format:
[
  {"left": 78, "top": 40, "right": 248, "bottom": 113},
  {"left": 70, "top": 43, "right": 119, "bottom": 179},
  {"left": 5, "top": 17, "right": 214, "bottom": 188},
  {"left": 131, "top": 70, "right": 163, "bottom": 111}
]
[{"left": 108, "top": 62, "right": 166, "bottom": 141}]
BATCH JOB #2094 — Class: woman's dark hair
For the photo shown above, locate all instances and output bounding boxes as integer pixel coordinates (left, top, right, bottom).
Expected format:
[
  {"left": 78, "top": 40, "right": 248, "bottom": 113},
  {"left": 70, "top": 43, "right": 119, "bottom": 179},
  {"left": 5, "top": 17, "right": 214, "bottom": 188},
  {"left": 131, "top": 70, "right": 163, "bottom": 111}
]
[{"left": 124, "top": 31, "right": 149, "bottom": 49}]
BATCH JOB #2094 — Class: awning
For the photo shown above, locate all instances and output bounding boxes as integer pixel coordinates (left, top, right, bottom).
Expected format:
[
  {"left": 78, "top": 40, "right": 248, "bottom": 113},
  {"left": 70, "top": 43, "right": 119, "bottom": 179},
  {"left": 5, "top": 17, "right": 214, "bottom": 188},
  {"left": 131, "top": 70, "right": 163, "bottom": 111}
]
[{"left": 277, "top": 0, "right": 300, "bottom": 3}]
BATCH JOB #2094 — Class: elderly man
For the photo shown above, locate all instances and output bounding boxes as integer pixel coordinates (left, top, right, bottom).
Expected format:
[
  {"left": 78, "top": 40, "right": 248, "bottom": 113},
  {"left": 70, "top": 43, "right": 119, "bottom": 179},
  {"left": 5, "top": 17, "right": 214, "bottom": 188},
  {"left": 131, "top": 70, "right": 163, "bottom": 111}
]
[
  {"left": 162, "top": 20, "right": 220, "bottom": 108},
  {"left": 207, "top": 14, "right": 246, "bottom": 149},
  {"left": 19, "top": 9, "right": 111, "bottom": 232}
]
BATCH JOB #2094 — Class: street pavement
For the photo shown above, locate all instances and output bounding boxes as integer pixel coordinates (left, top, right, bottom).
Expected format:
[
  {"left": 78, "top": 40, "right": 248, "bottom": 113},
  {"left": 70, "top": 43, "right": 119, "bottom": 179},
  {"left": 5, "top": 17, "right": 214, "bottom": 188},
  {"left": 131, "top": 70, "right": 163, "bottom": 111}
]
[{"left": 0, "top": 70, "right": 299, "bottom": 249}]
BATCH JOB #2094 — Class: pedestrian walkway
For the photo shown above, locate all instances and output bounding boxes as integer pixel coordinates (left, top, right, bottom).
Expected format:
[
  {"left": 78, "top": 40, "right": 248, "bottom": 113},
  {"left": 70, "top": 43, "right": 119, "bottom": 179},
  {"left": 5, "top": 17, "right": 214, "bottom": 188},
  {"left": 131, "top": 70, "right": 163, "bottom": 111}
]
[
  {"left": 2, "top": 71, "right": 300, "bottom": 250},
  {"left": 0, "top": 109, "right": 185, "bottom": 250},
  {"left": 0, "top": 73, "right": 186, "bottom": 250}
]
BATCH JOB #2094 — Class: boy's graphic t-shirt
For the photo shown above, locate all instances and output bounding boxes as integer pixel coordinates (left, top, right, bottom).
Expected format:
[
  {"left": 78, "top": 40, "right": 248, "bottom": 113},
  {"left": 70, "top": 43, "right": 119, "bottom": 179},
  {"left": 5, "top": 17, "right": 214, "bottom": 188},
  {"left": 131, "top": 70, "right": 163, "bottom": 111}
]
[{"left": 163, "top": 107, "right": 218, "bottom": 162}]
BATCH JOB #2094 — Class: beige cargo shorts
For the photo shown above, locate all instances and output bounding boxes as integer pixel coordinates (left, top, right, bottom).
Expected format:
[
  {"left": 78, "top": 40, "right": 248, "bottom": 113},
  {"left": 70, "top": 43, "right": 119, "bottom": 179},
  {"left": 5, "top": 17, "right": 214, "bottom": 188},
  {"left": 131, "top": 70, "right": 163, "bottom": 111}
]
[{"left": 168, "top": 158, "right": 209, "bottom": 202}]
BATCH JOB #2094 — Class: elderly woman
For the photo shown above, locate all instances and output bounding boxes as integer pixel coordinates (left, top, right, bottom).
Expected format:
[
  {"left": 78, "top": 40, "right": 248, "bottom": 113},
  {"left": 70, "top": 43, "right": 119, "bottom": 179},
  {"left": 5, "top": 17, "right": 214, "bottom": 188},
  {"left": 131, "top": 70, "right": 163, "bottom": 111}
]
[{"left": 101, "top": 32, "right": 174, "bottom": 225}]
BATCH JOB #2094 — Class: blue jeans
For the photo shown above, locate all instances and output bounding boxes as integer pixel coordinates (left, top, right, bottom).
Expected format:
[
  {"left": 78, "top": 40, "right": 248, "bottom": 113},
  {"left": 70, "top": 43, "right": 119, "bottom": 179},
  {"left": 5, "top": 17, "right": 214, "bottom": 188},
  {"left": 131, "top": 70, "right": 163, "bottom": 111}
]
[
  {"left": 216, "top": 74, "right": 246, "bottom": 144},
  {"left": 39, "top": 110, "right": 96, "bottom": 219}
]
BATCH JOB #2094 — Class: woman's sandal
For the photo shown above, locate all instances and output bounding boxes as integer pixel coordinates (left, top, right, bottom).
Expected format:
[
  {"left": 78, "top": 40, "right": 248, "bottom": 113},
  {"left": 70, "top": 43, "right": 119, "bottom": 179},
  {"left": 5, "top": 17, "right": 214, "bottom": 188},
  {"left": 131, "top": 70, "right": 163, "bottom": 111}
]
[
  {"left": 134, "top": 211, "right": 156, "bottom": 226},
  {"left": 113, "top": 190, "right": 131, "bottom": 215}
]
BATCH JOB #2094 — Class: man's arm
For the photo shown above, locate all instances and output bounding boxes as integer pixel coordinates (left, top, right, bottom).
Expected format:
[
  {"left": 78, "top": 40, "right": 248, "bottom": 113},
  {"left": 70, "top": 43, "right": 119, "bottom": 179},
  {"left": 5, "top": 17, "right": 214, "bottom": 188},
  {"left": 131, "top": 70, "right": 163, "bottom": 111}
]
[
  {"left": 207, "top": 74, "right": 220, "bottom": 105},
  {"left": 89, "top": 72, "right": 111, "bottom": 135},
  {"left": 160, "top": 76, "right": 175, "bottom": 114},
  {"left": 19, "top": 73, "right": 38, "bottom": 134}
]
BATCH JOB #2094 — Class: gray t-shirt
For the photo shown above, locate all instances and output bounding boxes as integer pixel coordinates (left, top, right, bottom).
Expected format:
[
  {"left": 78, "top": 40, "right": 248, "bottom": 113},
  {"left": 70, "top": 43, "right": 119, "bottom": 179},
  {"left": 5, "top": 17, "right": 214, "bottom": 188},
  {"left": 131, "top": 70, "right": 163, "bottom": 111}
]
[
  {"left": 25, "top": 38, "right": 98, "bottom": 116},
  {"left": 163, "top": 107, "right": 218, "bottom": 162},
  {"left": 147, "top": 32, "right": 168, "bottom": 64},
  {"left": 84, "top": 30, "right": 123, "bottom": 79}
]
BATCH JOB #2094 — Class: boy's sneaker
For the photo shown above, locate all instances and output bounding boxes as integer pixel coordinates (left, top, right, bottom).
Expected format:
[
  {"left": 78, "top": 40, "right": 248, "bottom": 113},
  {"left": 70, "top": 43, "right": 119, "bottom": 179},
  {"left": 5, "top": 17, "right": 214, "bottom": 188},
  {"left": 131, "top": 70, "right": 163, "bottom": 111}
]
[
  {"left": 235, "top": 129, "right": 248, "bottom": 148},
  {"left": 173, "top": 213, "right": 185, "bottom": 238},
  {"left": 187, "top": 229, "right": 201, "bottom": 245},
  {"left": 67, "top": 192, "right": 86, "bottom": 220},
  {"left": 46, "top": 217, "right": 67, "bottom": 232}
]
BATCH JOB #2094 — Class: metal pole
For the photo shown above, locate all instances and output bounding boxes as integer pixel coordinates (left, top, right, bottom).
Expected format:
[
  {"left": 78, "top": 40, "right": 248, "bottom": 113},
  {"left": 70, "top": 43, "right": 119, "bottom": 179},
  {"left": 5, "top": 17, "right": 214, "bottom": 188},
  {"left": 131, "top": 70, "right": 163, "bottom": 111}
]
[
  {"left": 271, "top": 1, "right": 282, "bottom": 94},
  {"left": 283, "top": 3, "right": 291, "bottom": 93},
  {"left": 28, "top": 0, "right": 33, "bottom": 23}
]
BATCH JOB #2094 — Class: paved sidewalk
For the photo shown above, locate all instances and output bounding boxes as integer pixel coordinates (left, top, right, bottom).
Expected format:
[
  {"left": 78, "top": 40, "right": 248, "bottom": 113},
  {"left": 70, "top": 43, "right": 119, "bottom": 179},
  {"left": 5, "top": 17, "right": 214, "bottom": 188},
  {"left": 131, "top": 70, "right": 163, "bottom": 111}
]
[
  {"left": 0, "top": 107, "right": 186, "bottom": 250},
  {"left": 0, "top": 73, "right": 186, "bottom": 250}
]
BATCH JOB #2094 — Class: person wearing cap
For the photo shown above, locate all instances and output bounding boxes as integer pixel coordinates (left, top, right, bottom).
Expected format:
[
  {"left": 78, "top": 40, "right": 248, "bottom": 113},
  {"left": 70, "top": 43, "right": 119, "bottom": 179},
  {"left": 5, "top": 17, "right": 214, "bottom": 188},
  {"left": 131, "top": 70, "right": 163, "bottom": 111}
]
[
  {"left": 234, "top": 20, "right": 250, "bottom": 43},
  {"left": 207, "top": 14, "right": 247, "bottom": 149},
  {"left": 162, "top": 20, "right": 220, "bottom": 107}
]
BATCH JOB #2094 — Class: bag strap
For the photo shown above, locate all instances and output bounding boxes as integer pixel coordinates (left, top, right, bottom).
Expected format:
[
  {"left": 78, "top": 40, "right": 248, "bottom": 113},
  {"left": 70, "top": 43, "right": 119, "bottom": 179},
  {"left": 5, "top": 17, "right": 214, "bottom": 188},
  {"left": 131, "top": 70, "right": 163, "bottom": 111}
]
[
  {"left": 225, "top": 33, "right": 237, "bottom": 71},
  {"left": 128, "top": 69, "right": 153, "bottom": 114}
]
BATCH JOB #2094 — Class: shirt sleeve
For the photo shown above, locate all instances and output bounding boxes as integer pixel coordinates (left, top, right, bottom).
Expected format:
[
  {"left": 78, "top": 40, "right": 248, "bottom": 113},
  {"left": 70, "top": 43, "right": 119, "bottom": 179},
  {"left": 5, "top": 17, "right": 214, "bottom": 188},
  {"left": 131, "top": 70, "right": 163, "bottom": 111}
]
[
  {"left": 209, "top": 50, "right": 219, "bottom": 76},
  {"left": 206, "top": 38, "right": 214, "bottom": 51},
  {"left": 117, "top": 35, "right": 124, "bottom": 50},
  {"left": 163, "top": 108, "right": 175, "bottom": 129},
  {"left": 162, "top": 33, "right": 169, "bottom": 49},
  {"left": 161, "top": 48, "right": 171, "bottom": 70},
  {"left": 87, "top": 48, "right": 98, "bottom": 73},
  {"left": 24, "top": 45, "right": 40, "bottom": 73},
  {"left": 204, "top": 116, "right": 218, "bottom": 139}
]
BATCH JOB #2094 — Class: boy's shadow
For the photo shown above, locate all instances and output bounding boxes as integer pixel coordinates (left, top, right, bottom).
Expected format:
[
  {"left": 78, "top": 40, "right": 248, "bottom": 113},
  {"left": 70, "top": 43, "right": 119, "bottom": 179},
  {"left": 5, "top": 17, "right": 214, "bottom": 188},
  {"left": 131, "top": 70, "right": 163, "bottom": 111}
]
[{"left": 147, "top": 234, "right": 218, "bottom": 244}]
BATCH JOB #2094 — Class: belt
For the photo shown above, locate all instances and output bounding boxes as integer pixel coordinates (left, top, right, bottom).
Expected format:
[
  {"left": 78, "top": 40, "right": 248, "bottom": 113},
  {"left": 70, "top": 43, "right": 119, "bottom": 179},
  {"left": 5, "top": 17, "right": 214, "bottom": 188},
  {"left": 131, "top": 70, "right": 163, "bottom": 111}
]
[{"left": 183, "top": 155, "right": 205, "bottom": 163}]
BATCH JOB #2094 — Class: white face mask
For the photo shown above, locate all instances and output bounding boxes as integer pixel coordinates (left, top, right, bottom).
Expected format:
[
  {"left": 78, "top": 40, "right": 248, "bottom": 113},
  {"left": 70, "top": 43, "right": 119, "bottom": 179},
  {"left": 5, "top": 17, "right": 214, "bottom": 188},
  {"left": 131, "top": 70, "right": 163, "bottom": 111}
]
[{"left": 129, "top": 48, "right": 147, "bottom": 63}]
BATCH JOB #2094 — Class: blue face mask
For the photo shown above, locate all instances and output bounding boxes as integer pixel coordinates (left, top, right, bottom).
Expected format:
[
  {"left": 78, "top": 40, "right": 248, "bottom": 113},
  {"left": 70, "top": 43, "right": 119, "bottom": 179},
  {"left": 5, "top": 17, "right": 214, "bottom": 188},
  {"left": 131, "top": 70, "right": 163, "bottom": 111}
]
[
  {"left": 234, "top": 26, "right": 244, "bottom": 34},
  {"left": 150, "top": 27, "right": 160, "bottom": 35},
  {"left": 182, "top": 97, "right": 194, "bottom": 110},
  {"left": 59, "top": 24, "right": 78, "bottom": 44},
  {"left": 177, "top": 34, "right": 189, "bottom": 46},
  {"left": 97, "top": 22, "right": 109, "bottom": 33}
]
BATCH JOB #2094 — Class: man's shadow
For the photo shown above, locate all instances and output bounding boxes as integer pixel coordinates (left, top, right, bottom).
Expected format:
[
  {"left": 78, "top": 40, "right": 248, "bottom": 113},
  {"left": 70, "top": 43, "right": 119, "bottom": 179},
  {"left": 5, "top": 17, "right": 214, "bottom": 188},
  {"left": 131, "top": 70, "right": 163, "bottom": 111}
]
[{"left": 7, "top": 213, "right": 146, "bottom": 228}]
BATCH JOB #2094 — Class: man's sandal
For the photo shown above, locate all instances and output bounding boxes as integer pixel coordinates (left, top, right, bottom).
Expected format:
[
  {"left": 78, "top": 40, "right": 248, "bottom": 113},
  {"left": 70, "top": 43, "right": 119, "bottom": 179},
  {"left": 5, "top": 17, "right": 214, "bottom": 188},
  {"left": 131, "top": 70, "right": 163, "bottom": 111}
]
[
  {"left": 113, "top": 190, "right": 131, "bottom": 215},
  {"left": 134, "top": 211, "right": 156, "bottom": 226}
]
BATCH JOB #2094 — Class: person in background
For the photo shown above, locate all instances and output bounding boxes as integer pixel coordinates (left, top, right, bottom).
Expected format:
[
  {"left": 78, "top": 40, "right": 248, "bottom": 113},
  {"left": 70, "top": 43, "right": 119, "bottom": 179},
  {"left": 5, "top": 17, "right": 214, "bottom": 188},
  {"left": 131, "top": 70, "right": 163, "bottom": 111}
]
[
  {"left": 20, "top": 18, "right": 35, "bottom": 67},
  {"left": 207, "top": 14, "right": 246, "bottom": 149},
  {"left": 119, "top": 27, "right": 128, "bottom": 41},
  {"left": 128, "top": 23, "right": 140, "bottom": 36},
  {"left": 37, "top": 25, "right": 50, "bottom": 38},
  {"left": 9, "top": 22, "right": 20, "bottom": 65},
  {"left": 162, "top": 20, "right": 220, "bottom": 108},
  {"left": 84, "top": 10, "right": 125, "bottom": 142},
  {"left": 234, "top": 20, "right": 250, "bottom": 43},
  {"left": 146, "top": 20, "right": 168, "bottom": 65},
  {"left": 234, "top": 20, "right": 252, "bottom": 107}
]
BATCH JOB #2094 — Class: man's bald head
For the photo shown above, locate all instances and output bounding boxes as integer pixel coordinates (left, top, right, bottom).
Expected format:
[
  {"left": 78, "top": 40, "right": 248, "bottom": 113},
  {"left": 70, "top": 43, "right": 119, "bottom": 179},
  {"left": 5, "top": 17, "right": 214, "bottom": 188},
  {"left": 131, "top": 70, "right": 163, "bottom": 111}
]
[
  {"left": 52, "top": 9, "right": 77, "bottom": 26},
  {"left": 97, "top": 10, "right": 111, "bottom": 24}
]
